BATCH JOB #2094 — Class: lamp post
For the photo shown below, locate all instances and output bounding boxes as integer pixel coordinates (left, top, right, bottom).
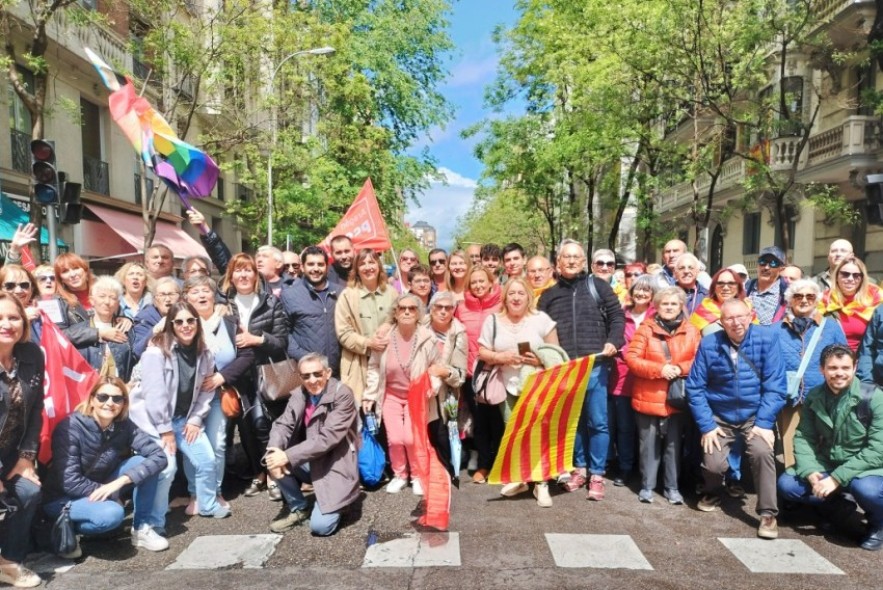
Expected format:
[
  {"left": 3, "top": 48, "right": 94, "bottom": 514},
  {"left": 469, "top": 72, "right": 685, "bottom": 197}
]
[{"left": 266, "top": 46, "right": 335, "bottom": 245}]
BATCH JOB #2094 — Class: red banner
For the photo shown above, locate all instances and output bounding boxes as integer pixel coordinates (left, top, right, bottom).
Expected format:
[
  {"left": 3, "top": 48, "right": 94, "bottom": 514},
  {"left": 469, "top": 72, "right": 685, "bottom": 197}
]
[
  {"left": 38, "top": 312, "right": 99, "bottom": 463},
  {"left": 321, "top": 178, "right": 392, "bottom": 252},
  {"left": 407, "top": 372, "right": 451, "bottom": 531},
  {"left": 20, "top": 245, "right": 36, "bottom": 271}
]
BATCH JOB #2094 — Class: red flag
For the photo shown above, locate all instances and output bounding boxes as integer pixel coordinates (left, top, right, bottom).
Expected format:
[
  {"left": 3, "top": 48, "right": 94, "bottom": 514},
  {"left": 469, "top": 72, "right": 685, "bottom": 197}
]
[
  {"left": 38, "top": 312, "right": 99, "bottom": 463},
  {"left": 407, "top": 372, "right": 451, "bottom": 531},
  {"left": 321, "top": 179, "right": 392, "bottom": 252},
  {"left": 20, "top": 245, "right": 36, "bottom": 271}
]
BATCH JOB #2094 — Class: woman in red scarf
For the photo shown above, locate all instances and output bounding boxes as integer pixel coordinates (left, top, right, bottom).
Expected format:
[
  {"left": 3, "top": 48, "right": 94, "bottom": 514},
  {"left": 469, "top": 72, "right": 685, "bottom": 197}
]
[
  {"left": 820, "top": 256, "right": 882, "bottom": 351},
  {"left": 690, "top": 267, "right": 754, "bottom": 336}
]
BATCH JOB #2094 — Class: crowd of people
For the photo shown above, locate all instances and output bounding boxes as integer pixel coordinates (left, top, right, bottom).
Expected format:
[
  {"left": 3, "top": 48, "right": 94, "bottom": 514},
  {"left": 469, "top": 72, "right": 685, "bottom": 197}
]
[{"left": 2, "top": 209, "right": 883, "bottom": 587}]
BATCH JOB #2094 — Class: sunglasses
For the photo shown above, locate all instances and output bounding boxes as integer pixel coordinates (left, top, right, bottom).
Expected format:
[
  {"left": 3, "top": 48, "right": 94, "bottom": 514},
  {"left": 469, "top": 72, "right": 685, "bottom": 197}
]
[
  {"left": 36, "top": 275, "right": 55, "bottom": 282},
  {"left": 433, "top": 304, "right": 455, "bottom": 311},
  {"left": 94, "top": 393, "right": 125, "bottom": 405},
  {"left": 173, "top": 317, "right": 198, "bottom": 327},
  {"left": 284, "top": 263, "right": 300, "bottom": 270},
  {"left": 716, "top": 281, "right": 738, "bottom": 287},
  {"left": 792, "top": 293, "right": 817, "bottom": 302},
  {"left": 430, "top": 259, "right": 447, "bottom": 266},
  {"left": 839, "top": 271, "right": 863, "bottom": 281},
  {"left": 625, "top": 272, "right": 643, "bottom": 278},
  {"left": 593, "top": 260, "right": 616, "bottom": 268},
  {"left": 187, "top": 267, "right": 208, "bottom": 275},
  {"left": 400, "top": 256, "right": 417, "bottom": 262},
  {"left": 300, "top": 371, "right": 326, "bottom": 380},
  {"left": 757, "top": 258, "right": 782, "bottom": 268},
  {"left": 398, "top": 305, "right": 419, "bottom": 313},
  {"left": 2, "top": 282, "right": 31, "bottom": 291}
]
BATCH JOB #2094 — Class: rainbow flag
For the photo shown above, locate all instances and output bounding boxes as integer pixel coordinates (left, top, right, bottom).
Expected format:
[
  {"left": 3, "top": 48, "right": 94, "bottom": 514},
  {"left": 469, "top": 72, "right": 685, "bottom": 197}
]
[
  {"left": 85, "top": 48, "right": 219, "bottom": 202},
  {"left": 488, "top": 355, "right": 595, "bottom": 485}
]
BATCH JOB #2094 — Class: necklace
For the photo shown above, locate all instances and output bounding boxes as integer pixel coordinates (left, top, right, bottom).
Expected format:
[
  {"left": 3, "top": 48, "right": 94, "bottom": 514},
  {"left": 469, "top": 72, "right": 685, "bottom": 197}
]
[{"left": 390, "top": 327, "right": 417, "bottom": 374}]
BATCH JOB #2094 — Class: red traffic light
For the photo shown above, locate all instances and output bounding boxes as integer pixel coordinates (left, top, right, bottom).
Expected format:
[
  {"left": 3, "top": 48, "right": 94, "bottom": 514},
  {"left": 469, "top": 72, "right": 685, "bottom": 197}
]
[{"left": 30, "top": 139, "right": 55, "bottom": 163}]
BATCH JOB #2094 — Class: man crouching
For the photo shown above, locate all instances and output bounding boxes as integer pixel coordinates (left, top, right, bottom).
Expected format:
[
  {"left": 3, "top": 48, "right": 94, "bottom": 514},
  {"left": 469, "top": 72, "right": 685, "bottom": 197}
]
[{"left": 265, "top": 352, "right": 359, "bottom": 536}]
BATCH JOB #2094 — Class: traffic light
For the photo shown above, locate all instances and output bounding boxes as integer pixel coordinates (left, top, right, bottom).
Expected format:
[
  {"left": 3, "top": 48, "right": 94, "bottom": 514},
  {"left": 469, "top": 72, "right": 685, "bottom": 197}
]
[
  {"left": 867, "top": 173, "right": 883, "bottom": 226},
  {"left": 60, "top": 181, "right": 83, "bottom": 224},
  {"left": 30, "top": 139, "right": 59, "bottom": 204}
]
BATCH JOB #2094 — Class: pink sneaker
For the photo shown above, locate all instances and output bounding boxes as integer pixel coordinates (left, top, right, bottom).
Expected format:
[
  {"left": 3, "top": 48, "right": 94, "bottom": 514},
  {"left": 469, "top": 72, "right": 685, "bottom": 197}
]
[
  {"left": 563, "top": 470, "right": 586, "bottom": 492},
  {"left": 587, "top": 475, "right": 605, "bottom": 501}
]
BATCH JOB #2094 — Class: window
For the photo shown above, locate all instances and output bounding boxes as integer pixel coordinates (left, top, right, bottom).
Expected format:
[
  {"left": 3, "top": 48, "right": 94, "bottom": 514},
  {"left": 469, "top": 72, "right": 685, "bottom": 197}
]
[
  {"left": 216, "top": 177, "right": 225, "bottom": 201},
  {"left": 856, "top": 63, "right": 876, "bottom": 116},
  {"left": 742, "top": 212, "right": 761, "bottom": 255},
  {"left": 7, "top": 67, "right": 33, "bottom": 173},
  {"left": 779, "top": 76, "right": 804, "bottom": 137}
]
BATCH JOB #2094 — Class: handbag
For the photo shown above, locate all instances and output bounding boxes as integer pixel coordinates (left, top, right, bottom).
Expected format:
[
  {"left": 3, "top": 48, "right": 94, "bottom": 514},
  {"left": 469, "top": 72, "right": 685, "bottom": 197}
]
[
  {"left": 358, "top": 425, "right": 387, "bottom": 487},
  {"left": 658, "top": 337, "right": 687, "bottom": 410},
  {"left": 257, "top": 358, "right": 301, "bottom": 402},
  {"left": 786, "top": 317, "right": 827, "bottom": 403},
  {"left": 220, "top": 385, "right": 242, "bottom": 418},
  {"left": 51, "top": 502, "right": 77, "bottom": 556},
  {"left": 471, "top": 314, "right": 506, "bottom": 405}
]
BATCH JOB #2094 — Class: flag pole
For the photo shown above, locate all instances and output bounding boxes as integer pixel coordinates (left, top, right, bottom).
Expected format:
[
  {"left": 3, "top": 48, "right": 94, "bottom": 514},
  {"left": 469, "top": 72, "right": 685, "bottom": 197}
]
[{"left": 389, "top": 244, "right": 403, "bottom": 289}]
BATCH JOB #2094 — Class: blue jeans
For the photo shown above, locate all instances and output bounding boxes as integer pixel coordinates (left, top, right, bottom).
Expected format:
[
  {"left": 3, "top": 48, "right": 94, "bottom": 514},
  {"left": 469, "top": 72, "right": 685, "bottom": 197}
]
[
  {"left": 778, "top": 472, "right": 883, "bottom": 528},
  {"left": 185, "top": 396, "right": 227, "bottom": 495},
  {"left": 574, "top": 364, "right": 610, "bottom": 474},
  {"left": 607, "top": 395, "right": 636, "bottom": 473},
  {"left": 44, "top": 456, "right": 159, "bottom": 533},
  {"left": 273, "top": 463, "right": 341, "bottom": 536},
  {"left": 0, "top": 473, "right": 40, "bottom": 563},
  {"left": 150, "top": 416, "right": 221, "bottom": 528}
]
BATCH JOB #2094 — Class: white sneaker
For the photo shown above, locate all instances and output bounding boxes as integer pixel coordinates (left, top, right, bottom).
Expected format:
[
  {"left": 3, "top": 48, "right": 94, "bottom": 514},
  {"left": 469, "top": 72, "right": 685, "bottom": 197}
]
[
  {"left": 500, "top": 482, "right": 529, "bottom": 497},
  {"left": 131, "top": 524, "right": 170, "bottom": 552},
  {"left": 534, "top": 482, "right": 553, "bottom": 507},
  {"left": 385, "top": 476, "right": 408, "bottom": 494},
  {"left": 412, "top": 479, "right": 424, "bottom": 496},
  {"left": 467, "top": 450, "right": 479, "bottom": 472}
]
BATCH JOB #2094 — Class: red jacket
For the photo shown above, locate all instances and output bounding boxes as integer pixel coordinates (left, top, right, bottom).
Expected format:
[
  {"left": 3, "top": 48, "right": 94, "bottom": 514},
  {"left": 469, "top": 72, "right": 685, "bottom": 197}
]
[
  {"left": 454, "top": 285, "right": 502, "bottom": 376},
  {"left": 609, "top": 306, "right": 654, "bottom": 396},
  {"left": 625, "top": 317, "right": 701, "bottom": 417}
]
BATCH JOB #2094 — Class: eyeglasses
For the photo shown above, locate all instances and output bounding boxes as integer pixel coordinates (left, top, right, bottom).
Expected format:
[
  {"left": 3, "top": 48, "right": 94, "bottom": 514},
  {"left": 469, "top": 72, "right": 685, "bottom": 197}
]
[
  {"left": 397, "top": 305, "right": 418, "bottom": 313},
  {"left": 722, "top": 314, "right": 751, "bottom": 324},
  {"left": 284, "top": 263, "right": 300, "bottom": 270},
  {"left": 839, "top": 271, "right": 863, "bottom": 281},
  {"left": 2, "top": 282, "right": 31, "bottom": 292},
  {"left": 716, "top": 281, "right": 738, "bottom": 288},
  {"left": 430, "top": 259, "right": 447, "bottom": 266},
  {"left": 187, "top": 267, "right": 208, "bottom": 276},
  {"left": 172, "top": 317, "right": 198, "bottom": 327},
  {"left": 36, "top": 275, "right": 55, "bottom": 282},
  {"left": 625, "top": 272, "right": 643, "bottom": 278},
  {"left": 155, "top": 292, "right": 179, "bottom": 300},
  {"left": 792, "top": 293, "right": 817, "bottom": 302},
  {"left": 94, "top": 393, "right": 125, "bottom": 405},
  {"left": 299, "top": 371, "right": 325, "bottom": 380},
  {"left": 593, "top": 260, "right": 616, "bottom": 268},
  {"left": 757, "top": 258, "right": 782, "bottom": 268},
  {"left": 400, "top": 256, "right": 417, "bottom": 262},
  {"left": 433, "top": 304, "right": 455, "bottom": 311}
]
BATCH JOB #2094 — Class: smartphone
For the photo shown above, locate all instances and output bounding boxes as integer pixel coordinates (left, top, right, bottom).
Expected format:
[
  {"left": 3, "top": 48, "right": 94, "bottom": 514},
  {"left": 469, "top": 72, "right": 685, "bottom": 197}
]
[{"left": 518, "top": 342, "right": 531, "bottom": 356}]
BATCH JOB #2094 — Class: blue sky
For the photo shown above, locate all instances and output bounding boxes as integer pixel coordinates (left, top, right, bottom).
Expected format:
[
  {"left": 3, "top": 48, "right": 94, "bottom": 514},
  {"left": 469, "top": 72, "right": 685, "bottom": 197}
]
[{"left": 404, "top": 0, "right": 520, "bottom": 251}]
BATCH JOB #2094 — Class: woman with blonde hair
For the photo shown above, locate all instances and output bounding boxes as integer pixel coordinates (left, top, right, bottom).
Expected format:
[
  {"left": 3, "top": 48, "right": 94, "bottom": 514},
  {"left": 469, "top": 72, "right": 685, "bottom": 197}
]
[
  {"left": 363, "top": 293, "right": 440, "bottom": 495},
  {"left": 44, "top": 377, "right": 169, "bottom": 556},
  {"left": 446, "top": 250, "right": 471, "bottom": 305},
  {"left": 820, "top": 256, "right": 882, "bottom": 352},
  {"left": 335, "top": 248, "right": 396, "bottom": 402},
  {"left": 477, "top": 276, "right": 558, "bottom": 505},
  {"left": 115, "top": 262, "right": 154, "bottom": 320},
  {"left": 33, "top": 264, "right": 57, "bottom": 299}
]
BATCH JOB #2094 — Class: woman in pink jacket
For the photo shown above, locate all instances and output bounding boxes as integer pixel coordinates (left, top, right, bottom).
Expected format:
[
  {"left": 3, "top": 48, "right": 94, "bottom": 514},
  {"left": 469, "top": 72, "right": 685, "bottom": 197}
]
[{"left": 454, "top": 266, "right": 502, "bottom": 483}]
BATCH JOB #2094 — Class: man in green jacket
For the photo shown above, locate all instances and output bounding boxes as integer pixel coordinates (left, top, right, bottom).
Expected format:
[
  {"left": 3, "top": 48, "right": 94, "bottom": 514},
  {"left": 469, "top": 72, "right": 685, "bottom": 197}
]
[{"left": 777, "top": 344, "right": 883, "bottom": 550}]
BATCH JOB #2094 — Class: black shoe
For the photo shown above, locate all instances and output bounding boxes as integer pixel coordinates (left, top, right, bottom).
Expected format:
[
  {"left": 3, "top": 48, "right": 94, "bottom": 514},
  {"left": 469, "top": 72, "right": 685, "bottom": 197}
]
[
  {"left": 613, "top": 476, "right": 626, "bottom": 487},
  {"left": 861, "top": 526, "right": 883, "bottom": 551}
]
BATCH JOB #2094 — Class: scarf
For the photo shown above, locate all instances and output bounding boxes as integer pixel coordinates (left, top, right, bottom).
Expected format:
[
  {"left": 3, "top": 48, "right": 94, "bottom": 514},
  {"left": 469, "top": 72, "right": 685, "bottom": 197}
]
[
  {"left": 200, "top": 312, "right": 225, "bottom": 355},
  {"left": 820, "top": 284, "right": 883, "bottom": 321},
  {"left": 655, "top": 314, "right": 684, "bottom": 334}
]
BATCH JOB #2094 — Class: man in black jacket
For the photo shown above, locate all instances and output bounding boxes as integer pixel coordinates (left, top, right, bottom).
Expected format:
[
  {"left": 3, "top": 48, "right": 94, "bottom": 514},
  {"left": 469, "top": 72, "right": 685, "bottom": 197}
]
[{"left": 538, "top": 239, "right": 625, "bottom": 501}]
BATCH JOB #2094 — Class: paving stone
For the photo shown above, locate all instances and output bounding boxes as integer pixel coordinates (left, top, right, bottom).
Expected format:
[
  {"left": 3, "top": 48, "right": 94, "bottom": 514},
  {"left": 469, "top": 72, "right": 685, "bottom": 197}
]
[
  {"left": 362, "top": 532, "right": 461, "bottom": 567},
  {"left": 718, "top": 538, "right": 845, "bottom": 575},
  {"left": 166, "top": 534, "right": 282, "bottom": 570},
  {"left": 545, "top": 533, "right": 653, "bottom": 570}
]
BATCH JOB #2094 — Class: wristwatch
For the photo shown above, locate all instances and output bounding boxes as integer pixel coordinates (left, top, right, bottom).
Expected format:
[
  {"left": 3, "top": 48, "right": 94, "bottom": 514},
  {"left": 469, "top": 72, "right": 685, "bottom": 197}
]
[{"left": 18, "top": 451, "right": 36, "bottom": 461}]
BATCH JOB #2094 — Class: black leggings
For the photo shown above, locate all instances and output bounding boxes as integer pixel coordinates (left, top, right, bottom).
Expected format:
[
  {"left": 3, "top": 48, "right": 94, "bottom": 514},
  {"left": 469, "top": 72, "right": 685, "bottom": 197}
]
[{"left": 463, "top": 380, "right": 504, "bottom": 471}]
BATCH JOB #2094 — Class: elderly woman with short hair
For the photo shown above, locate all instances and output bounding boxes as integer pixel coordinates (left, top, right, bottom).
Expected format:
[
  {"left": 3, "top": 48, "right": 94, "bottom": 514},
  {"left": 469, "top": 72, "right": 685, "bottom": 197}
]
[
  {"left": 114, "top": 262, "right": 153, "bottom": 321},
  {"left": 775, "top": 279, "right": 847, "bottom": 468},
  {"left": 133, "top": 277, "right": 182, "bottom": 359},
  {"left": 363, "top": 293, "right": 440, "bottom": 495},
  {"left": 78, "top": 276, "right": 137, "bottom": 381}
]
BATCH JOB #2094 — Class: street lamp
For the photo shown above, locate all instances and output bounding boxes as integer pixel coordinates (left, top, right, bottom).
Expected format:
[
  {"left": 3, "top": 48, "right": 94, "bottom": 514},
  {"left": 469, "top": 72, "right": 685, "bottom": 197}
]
[{"left": 266, "top": 46, "right": 336, "bottom": 245}]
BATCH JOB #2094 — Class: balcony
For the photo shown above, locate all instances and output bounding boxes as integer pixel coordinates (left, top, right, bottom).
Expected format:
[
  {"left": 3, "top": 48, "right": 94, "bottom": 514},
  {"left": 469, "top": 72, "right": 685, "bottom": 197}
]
[
  {"left": 83, "top": 156, "right": 110, "bottom": 195},
  {"left": 656, "top": 158, "right": 748, "bottom": 214},
  {"left": 802, "top": 115, "right": 881, "bottom": 182},
  {"left": 813, "top": 1, "right": 875, "bottom": 47},
  {"left": 9, "top": 129, "right": 30, "bottom": 174},
  {"left": 134, "top": 173, "right": 155, "bottom": 207}
]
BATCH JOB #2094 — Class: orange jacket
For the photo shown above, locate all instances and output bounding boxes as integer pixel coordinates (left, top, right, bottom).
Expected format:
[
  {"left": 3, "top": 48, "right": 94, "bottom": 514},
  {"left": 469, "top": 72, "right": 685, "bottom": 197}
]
[{"left": 625, "top": 317, "right": 701, "bottom": 417}]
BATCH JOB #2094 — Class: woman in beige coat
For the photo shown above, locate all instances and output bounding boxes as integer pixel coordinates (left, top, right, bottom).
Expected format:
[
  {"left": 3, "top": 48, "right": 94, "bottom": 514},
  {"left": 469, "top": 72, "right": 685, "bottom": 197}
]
[
  {"left": 362, "top": 293, "right": 439, "bottom": 495},
  {"left": 335, "top": 248, "right": 396, "bottom": 402}
]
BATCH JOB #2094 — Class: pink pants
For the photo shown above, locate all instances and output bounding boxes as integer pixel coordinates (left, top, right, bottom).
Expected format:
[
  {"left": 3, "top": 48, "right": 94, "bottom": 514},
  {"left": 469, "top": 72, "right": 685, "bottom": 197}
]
[{"left": 383, "top": 392, "right": 414, "bottom": 479}]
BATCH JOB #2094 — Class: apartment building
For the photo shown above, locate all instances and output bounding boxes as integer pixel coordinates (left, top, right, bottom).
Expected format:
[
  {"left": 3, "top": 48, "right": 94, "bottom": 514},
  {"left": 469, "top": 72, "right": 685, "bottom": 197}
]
[
  {"left": 654, "top": 1, "right": 883, "bottom": 278},
  {"left": 1, "top": 0, "right": 243, "bottom": 273}
]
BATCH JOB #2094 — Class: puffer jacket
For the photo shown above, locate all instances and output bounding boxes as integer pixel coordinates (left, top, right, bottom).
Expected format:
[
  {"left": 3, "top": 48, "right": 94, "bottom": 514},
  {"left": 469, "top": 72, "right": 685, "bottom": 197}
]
[
  {"left": 133, "top": 304, "right": 163, "bottom": 359},
  {"left": 45, "top": 412, "right": 166, "bottom": 502},
  {"left": 857, "top": 304, "right": 883, "bottom": 386},
  {"left": 626, "top": 316, "right": 701, "bottom": 417},
  {"left": 609, "top": 307, "right": 654, "bottom": 397},
  {"left": 775, "top": 312, "right": 847, "bottom": 403},
  {"left": 229, "top": 291, "right": 289, "bottom": 366},
  {"left": 794, "top": 378, "right": 883, "bottom": 486},
  {"left": 281, "top": 280, "right": 341, "bottom": 373},
  {"left": 685, "top": 324, "right": 787, "bottom": 434},
  {"left": 199, "top": 228, "right": 233, "bottom": 275},
  {"left": 454, "top": 285, "right": 501, "bottom": 376},
  {"left": 537, "top": 273, "right": 625, "bottom": 362},
  {"left": 53, "top": 297, "right": 99, "bottom": 348}
]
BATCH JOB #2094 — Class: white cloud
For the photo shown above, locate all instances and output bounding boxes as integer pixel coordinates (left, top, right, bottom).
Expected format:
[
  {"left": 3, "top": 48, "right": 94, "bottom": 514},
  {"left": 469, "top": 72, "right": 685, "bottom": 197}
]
[
  {"left": 446, "top": 54, "right": 499, "bottom": 89},
  {"left": 407, "top": 168, "right": 479, "bottom": 250}
]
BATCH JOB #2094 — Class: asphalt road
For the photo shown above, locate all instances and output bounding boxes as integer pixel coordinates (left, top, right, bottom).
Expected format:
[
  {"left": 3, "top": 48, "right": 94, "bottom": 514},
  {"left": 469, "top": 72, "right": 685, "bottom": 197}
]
[{"left": 36, "top": 469, "right": 883, "bottom": 590}]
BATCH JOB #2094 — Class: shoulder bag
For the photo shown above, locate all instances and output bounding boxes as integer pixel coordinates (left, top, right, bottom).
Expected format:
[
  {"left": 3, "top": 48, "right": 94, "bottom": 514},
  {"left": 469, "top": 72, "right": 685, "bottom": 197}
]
[
  {"left": 471, "top": 315, "right": 507, "bottom": 405},
  {"left": 258, "top": 357, "right": 301, "bottom": 402},
  {"left": 658, "top": 337, "right": 687, "bottom": 410},
  {"left": 51, "top": 502, "right": 77, "bottom": 556}
]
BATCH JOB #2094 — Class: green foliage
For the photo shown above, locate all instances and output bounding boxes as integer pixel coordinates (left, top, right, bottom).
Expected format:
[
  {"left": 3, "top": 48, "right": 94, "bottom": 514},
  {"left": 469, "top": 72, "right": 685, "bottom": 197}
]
[{"left": 804, "top": 184, "right": 861, "bottom": 227}]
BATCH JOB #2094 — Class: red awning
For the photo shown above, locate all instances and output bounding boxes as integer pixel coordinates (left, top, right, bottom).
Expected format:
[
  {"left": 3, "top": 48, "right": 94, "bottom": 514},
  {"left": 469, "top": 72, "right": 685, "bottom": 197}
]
[{"left": 80, "top": 203, "right": 208, "bottom": 260}]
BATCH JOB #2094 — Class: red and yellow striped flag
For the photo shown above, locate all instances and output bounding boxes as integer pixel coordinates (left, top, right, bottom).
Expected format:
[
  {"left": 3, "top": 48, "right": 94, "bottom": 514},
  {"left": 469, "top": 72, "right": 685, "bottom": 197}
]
[{"left": 488, "top": 355, "right": 595, "bottom": 485}]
